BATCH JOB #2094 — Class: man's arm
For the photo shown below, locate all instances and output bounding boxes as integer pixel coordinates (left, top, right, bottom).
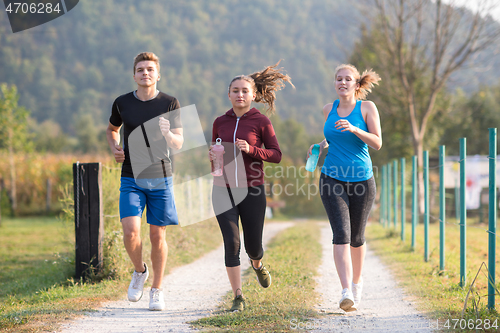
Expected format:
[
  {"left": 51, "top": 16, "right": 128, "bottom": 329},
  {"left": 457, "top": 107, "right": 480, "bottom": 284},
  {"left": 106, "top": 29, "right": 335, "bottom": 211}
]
[
  {"left": 106, "top": 122, "right": 125, "bottom": 163},
  {"left": 159, "top": 116, "right": 183, "bottom": 150}
]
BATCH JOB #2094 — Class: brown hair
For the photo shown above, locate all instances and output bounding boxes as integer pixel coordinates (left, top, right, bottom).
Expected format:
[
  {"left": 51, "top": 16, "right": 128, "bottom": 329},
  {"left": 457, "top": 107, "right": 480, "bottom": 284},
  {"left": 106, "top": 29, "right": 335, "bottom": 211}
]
[
  {"left": 133, "top": 52, "right": 160, "bottom": 74},
  {"left": 229, "top": 61, "right": 294, "bottom": 115},
  {"left": 334, "top": 64, "right": 381, "bottom": 100}
]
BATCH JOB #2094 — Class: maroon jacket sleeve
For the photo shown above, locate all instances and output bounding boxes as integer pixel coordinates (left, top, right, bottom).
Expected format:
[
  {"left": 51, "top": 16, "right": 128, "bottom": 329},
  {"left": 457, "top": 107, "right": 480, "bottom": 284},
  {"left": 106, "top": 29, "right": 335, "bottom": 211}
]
[
  {"left": 211, "top": 118, "right": 218, "bottom": 144},
  {"left": 247, "top": 118, "right": 282, "bottom": 163}
]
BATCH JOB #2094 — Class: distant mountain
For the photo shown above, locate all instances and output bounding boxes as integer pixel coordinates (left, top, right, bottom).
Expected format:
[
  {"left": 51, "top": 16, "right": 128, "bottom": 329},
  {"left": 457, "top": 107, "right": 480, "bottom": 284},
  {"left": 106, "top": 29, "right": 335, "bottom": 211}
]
[{"left": 0, "top": 0, "right": 498, "bottom": 135}]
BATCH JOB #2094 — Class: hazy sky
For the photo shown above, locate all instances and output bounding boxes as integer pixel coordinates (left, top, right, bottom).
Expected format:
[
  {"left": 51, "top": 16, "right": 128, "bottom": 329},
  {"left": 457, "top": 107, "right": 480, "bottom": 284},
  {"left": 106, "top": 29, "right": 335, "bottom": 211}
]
[{"left": 441, "top": 0, "right": 500, "bottom": 22}]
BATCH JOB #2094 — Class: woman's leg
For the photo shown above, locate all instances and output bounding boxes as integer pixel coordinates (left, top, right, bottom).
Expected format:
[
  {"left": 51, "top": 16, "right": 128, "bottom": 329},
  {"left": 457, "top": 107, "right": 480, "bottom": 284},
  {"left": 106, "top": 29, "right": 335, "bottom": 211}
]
[
  {"left": 213, "top": 186, "right": 243, "bottom": 297},
  {"left": 238, "top": 185, "right": 266, "bottom": 266},
  {"left": 226, "top": 266, "right": 242, "bottom": 296},
  {"left": 347, "top": 177, "right": 376, "bottom": 284},
  {"left": 320, "top": 174, "right": 352, "bottom": 289},
  {"left": 333, "top": 244, "right": 353, "bottom": 289},
  {"left": 350, "top": 244, "right": 366, "bottom": 284}
]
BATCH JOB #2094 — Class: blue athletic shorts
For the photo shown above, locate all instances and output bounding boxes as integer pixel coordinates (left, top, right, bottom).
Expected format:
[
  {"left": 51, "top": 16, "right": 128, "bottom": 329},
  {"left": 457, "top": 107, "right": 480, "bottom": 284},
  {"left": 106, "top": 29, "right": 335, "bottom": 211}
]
[{"left": 119, "top": 177, "right": 179, "bottom": 226}]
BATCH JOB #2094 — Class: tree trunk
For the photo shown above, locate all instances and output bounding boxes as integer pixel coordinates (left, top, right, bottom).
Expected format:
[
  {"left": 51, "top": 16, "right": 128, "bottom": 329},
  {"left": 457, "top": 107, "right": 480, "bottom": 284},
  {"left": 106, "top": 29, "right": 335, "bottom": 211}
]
[{"left": 415, "top": 140, "right": 425, "bottom": 216}]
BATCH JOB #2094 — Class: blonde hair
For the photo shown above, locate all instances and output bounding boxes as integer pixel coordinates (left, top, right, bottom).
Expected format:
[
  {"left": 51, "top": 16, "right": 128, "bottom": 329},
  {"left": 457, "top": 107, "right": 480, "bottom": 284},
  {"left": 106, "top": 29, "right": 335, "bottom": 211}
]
[
  {"left": 229, "top": 60, "right": 294, "bottom": 115},
  {"left": 133, "top": 52, "right": 160, "bottom": 74},
  {"left": 334, "top": 64, "right": 381, "bottom": 100}
]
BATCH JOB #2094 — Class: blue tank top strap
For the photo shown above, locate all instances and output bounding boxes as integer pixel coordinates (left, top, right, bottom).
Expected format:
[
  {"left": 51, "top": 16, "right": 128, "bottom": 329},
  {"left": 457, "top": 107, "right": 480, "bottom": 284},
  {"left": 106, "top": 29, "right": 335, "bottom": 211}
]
[
  {"left": 326, "top": 100, "right": 340, "bottom": 121},
  {"left": 354, "top": 100, "right": 362, "bottom": 115}
]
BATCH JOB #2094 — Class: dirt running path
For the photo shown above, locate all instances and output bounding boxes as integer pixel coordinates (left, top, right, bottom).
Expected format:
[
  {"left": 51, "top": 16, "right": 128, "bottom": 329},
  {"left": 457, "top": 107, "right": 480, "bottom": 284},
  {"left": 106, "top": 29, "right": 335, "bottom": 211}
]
[
  {"left": 312, "top": 223, "right": 435, "bottom": 332},
  {"left": 58, "top": 222, "right": 295, "bottom": 333}
]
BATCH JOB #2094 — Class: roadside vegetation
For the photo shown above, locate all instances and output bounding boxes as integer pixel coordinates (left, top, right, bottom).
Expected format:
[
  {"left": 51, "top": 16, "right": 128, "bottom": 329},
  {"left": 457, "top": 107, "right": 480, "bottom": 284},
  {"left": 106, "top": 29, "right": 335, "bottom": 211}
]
[{"left": 366, "top": 221, "right": 500, "bottom": 332}]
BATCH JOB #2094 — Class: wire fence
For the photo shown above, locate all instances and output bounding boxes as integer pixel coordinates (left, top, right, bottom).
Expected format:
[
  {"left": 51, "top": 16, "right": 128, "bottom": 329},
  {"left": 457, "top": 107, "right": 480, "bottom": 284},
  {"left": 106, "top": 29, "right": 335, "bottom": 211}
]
[{"left": 378, "top": 128, "right": 498, "bottom": 310}]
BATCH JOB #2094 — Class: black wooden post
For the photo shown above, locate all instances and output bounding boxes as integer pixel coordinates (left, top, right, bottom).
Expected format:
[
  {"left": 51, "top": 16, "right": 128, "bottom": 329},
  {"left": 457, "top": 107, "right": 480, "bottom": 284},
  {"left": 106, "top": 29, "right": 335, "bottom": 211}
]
[
  {"left": 46, "top": 178, "right": 52, "bottom": 213},
  {"left": 73, "top": 162, "right": 104, "bottom": 279}
]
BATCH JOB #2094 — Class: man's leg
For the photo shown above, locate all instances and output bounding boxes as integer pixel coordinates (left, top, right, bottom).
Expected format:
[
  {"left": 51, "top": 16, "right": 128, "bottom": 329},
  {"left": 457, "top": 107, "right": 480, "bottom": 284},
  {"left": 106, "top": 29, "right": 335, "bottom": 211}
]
[
  {"left": 150, "top": 224, "right": 167, "bottom": 289},
  {"left": 122, "top": 215, "right": 149, "bottom": 302},
  {"left": 122, "top": 216, "right": 145, "bottom": 272}
]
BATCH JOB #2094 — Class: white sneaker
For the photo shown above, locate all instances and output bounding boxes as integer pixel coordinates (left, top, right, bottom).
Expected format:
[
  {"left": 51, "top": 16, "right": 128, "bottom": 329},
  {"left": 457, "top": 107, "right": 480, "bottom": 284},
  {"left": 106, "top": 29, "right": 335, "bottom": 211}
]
[
  {"left": 127, "top": 263, "right": 149, "bottom": 302},
  {"left": 339, "top": 288, "right": 354, "bottom": 311},
  {"left": 352, "top": 278, "right": 363, "bottom": 307},
  {"left": 149, "top": 288, "right": 165, "bottom": 311}
]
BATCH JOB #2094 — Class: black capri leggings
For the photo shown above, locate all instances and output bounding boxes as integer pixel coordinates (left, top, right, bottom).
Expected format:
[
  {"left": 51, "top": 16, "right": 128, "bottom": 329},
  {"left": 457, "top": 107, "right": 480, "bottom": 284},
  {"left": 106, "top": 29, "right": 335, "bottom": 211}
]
[
  {"left": 319, "top": 173, "right": 376, "bottom": 247},
  {"left": 212, "top": 185, "right": 266, "bottom": 267}
]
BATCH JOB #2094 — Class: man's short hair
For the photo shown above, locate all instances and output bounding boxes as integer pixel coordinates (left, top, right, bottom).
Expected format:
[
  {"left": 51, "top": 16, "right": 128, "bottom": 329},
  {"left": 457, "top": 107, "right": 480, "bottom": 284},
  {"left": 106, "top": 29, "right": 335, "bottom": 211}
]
[{"left": 133, "top": 52, "right": 160, "bottom": 73}]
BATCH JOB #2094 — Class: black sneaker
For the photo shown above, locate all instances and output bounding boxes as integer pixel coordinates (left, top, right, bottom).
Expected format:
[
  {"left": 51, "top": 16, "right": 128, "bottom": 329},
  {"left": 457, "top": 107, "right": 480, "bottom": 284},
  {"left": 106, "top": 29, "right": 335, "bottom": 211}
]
[{"left": 250, "top": 259, "right": 272, "bottom": 288}]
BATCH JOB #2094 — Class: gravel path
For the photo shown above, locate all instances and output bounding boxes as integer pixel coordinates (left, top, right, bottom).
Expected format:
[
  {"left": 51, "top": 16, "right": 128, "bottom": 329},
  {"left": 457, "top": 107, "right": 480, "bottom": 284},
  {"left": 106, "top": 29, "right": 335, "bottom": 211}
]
[
  {"left": 58, "top": 222, "right": 294, "bottom": 333},
  {"left": 58, "top": 221, "right": 435, "bottom": 333},
  {"left": 312, "top": 223, "right": 435, "bottom": 332}
]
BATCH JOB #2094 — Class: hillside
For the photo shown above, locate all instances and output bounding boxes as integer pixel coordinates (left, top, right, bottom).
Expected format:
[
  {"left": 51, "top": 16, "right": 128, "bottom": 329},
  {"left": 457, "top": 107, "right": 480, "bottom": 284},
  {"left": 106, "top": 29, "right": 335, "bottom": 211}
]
[{"left": 0, "top": 0, "right": 498, "bottom": 136}]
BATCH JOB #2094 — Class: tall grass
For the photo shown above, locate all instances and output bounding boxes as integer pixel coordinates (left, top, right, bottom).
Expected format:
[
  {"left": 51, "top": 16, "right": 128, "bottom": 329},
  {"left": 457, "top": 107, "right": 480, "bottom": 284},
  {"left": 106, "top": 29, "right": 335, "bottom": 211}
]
[{"left": 0, "top": 152, "right": 114, "bottom": 216}]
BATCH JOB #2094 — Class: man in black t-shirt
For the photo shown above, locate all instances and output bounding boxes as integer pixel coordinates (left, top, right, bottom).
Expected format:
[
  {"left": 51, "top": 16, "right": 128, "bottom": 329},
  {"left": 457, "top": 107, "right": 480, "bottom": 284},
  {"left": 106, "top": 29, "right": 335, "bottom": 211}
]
[{"left": 106, "top": 52, "right": 183, "bottom": 311}]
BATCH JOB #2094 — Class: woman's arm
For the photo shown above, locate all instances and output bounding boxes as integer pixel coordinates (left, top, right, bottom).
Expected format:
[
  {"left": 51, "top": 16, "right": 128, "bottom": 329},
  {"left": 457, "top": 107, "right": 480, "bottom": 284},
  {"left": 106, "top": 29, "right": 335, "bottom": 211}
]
[
  {"left": 242, "top": 119, "right": 282, "bottom": 163},
  {"left": 335, "top": 101, "right": 382, "bottom": 150}
]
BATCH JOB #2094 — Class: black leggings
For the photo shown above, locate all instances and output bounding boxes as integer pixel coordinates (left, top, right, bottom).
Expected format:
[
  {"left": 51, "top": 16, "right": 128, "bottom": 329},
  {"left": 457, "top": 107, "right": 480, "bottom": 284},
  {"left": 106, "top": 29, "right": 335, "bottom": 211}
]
[
  {"left": 319, "top": 174, "right": 376, "bottom": 247},
  {"left": 212, "top": 185, "right": 266, "bottom": 267}
]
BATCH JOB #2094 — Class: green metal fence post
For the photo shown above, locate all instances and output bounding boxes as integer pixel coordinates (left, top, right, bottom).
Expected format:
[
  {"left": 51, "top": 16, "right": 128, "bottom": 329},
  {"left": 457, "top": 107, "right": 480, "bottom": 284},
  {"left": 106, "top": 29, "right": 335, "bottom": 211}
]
[
  {"left": 455, "top": 178, "right": 460, "bottom": 222},
  {"left": 388, "top": 163, "right": 392, "bottom": 229},
  {"left": 380, "top": 165, "right": 386, "bottom": 226},
  {"left": 401, "top": 157, "right": 406, "bottom": 241},
  {"left": 424, "top": 151, "right": 429, "bottom": 262},
  {"left": 393, "top": 159, "right": 398, "bottom": 229},
  {"left": 488, "top": 128, "right": 497, "bottom": 309},
  {"left": 385, "top": 164, "right": 389, "bottom": 228},
  {"left": 439, "top": 145, "right": 446, "bottom": 271},
  {"left": 412, "top": 155, "right": 417, "bottom": 250},
  {"left": 460, "top": 138, "right": 467, "bottom": 288}
]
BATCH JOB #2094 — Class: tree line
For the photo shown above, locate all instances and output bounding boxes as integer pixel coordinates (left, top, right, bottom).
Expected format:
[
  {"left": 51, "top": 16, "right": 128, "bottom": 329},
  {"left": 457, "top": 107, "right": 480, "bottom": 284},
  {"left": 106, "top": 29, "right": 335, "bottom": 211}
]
[{"left": 0, "top": 0, "right": 499, "bottom": 217}]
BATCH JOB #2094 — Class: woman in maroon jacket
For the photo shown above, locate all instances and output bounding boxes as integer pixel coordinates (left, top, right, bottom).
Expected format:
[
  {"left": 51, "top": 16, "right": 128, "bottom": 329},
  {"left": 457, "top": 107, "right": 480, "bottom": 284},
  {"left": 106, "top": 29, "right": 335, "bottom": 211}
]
[{"left": 209, "top": 62, "right": 293, "bottom": 312}]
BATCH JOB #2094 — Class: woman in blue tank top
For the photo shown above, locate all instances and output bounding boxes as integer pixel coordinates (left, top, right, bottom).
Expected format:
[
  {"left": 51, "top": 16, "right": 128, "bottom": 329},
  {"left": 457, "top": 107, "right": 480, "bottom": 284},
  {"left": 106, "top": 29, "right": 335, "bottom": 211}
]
[{"left": 307, "top": 64, "right": 382, "bottom": 312}]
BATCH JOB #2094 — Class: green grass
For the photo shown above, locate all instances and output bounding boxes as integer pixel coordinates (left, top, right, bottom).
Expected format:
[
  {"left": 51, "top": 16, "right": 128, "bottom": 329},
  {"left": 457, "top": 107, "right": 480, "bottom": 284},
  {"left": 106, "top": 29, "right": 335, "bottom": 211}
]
[
  {"left": 0, "top": 215, "right": 222, "bottom": 332},
  {"left": 366, "top": 220, "right": 500, "bottom": 332},
  {"left": 0, "top": 216, "right": 102, "bottom": 332},
  {"left": 191, "top": 222, "right": 322, "bottom": 332},
  {"left": 0, "top": 217, "right": 73, "bottom": 300}
]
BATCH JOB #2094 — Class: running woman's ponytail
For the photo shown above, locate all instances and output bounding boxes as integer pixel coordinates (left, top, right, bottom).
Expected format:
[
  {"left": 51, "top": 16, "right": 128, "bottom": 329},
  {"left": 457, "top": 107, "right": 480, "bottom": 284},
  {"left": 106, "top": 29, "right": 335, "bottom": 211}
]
[
  {"left": 229, "top": 61, "right": 294, "bottom": 115},
  {"left": 334, "top": 64, "right": 381, "bottom": 100}
]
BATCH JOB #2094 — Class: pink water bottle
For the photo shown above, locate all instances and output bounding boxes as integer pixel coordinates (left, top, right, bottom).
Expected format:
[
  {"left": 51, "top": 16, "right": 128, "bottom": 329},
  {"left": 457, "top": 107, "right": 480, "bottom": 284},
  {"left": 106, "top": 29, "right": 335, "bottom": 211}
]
[{"left": 211, "top": 138, "right": 224, "bottom": 176}]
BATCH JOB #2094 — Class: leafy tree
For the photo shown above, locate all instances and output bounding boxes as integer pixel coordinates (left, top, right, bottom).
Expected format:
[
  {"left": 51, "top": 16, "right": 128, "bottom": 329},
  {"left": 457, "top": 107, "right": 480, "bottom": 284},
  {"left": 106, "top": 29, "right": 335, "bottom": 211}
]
[
  {"left": 30, "top": 119, "right": 69, "bottom": 153},
  {"left": 271, "top": 115, "right": 323, "bottom": 164},
  {"left": 440, "top": 85, "right": 500, "bottom": 155},
  {"left": 0, "top": 0, "right": 498, "bottom": 146},
  {"left": 74, "top": 113, "right": 107, "bottom": 153},
  {"left": 0, "top": 84, "right": 33, "bottom": 217},
  {"left": 349, "top": 25, "right": 452, "bottom": 166},
  {"left": 361, "top": 0, "right": 500, "bottom": 212}
]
